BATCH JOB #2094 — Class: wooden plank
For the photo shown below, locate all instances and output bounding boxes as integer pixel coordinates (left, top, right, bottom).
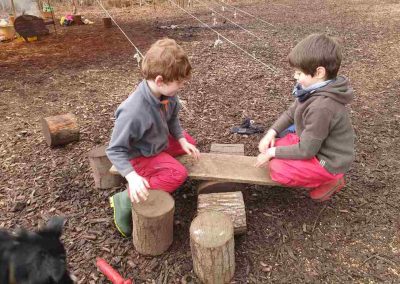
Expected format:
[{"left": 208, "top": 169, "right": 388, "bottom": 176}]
[
  {"left": 210, "top": 144, "right": 244, "bottom": 156},
  {"left": 110, "top": 153, "right": 279, "bottom": 186},
  {"left": 198, "top": 143, "right": 245, "bottom": 194},
  {"left": 178, "top": 153, "right": 278, "bottom": 186}
]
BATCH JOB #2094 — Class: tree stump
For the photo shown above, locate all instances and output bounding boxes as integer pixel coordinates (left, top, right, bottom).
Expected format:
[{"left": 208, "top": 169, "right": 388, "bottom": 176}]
[
  {"left": 103, "top": 17, "right": 112, "bottom": 28},
  {"left": 198, "top": 143, "right": 245, "bottom": 194},
  {"left": 131, "top": 190, "right": 175, "bottom": 255},
  {"left": 41, "top": 113, "right": 79, "bottom": 147},
  {"left": 190, "top": 211, "right": 235, "bottom": 283},
  {"left": 87, "top": 146, "right": 124, "bottom": 189},
  {"left": 198, "top": 191, "right": 246, "bottom": 235}
]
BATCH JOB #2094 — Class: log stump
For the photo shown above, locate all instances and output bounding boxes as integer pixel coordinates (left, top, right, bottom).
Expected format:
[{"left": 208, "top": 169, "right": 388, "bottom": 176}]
[
  {"left": 198, "top": 191, "right": 246, "bottom": 235},
  {"left": 190, "top": 211, "right": 235, "bottom": 283},
  {"left": 87, "top": 146, "right": 124, "bottom": 189},
  {"left": 131, "top": 190, "right": 175, "bottom": 255},
  {"left": 41, "top": 113, "right": 79, "bottom": 147},
  {"left": 198, "top": 143, "right": 245, "bottom": 194},
  {"left": 210, "top": 143, "right": 244, "bottom": 156},
  {"left": 103, "top": 17, "right": 112, "bottom": 28}
]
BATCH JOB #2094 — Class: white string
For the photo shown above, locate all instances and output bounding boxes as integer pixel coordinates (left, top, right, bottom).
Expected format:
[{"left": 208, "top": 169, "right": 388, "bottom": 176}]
[
  {"left": 213, "top": 0, "right": 275, "bottom": 27},
  {"left": 195, "top": 0, "right": 264, "bottom": 41},
  {"left": 95, "top": 0, "right": 144, "bottom": 57},
  {"left": 167, "top": 0, "right": 277, "bottom": 72}
]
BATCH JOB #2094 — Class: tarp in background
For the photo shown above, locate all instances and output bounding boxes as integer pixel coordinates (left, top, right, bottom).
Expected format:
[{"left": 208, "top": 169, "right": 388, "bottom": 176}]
[{"left": 0, "top": 0, "right": 41, "bottom": 18}]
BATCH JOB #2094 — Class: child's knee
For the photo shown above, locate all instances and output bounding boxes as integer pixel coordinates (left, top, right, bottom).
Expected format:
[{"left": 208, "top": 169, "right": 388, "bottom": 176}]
[
  {"left": 171, "top": 165, "right": 188, "bottom": 185},
  {"left": 269, "top": 158, "right": 282, "bottom": 174},
  {"left": 157, "top": 165, "right": 188, "bottom": 193}
]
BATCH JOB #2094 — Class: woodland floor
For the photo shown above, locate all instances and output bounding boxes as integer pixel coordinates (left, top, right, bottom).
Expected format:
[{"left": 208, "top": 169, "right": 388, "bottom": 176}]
[{"left": 1, "top": 0, "right": 399, "bottom": 283}]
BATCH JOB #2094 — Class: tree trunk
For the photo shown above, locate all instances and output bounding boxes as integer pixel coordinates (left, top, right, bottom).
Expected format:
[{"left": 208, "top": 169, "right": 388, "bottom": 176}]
[
  {"left": 190, "top": 211, "right": 235, "bottom": 283},
  {"left": 87, "top": 145, "right": 124, "bottom": 189},
  {"left": 198, "top": 191, "right": 246, "bottom": 235},
  {"left": 131, "top": 190, "right": 175, "bottom": 255},
  {"left": 41, "top": 113, "right": 79, "bottom": 147}
]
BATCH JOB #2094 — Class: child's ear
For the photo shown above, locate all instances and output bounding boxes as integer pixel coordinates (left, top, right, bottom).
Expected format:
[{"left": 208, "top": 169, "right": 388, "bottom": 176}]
[
  {"left": 42, "top": 216, "right": 65, "bottom": 238},
  {"left": 155, "top": 75, "right": 164, "bottom": 86},
  {"left": 315, "top": 66, "right": 327, "bottom": 79}
]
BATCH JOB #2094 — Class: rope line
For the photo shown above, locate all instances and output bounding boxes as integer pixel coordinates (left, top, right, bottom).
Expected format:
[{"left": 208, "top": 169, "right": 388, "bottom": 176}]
[
  {"left": 95, "top": 0, "right": 144, "bottom": 57},
  {"left": 167, "top": 0, "right": 277, "bottom": 72},
  {"left": 214, "top": 0, "right": 275, "bottom": 27},
  {"left": 195, "top": 0, "right": 264, "bottom": 41}
]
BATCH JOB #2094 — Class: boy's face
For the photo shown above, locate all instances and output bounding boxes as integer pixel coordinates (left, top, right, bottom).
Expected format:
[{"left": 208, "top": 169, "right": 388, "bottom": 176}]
[
  {"left": 293, "top": 68, "right": 325, "bottom": 88},
  {"left": 158, "top": 80, "right": 185, "bottom": 97}
]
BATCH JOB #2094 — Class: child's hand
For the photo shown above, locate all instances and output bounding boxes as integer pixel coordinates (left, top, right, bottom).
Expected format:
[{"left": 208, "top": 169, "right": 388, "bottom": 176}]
[
  {"left": 255, "top": 153, "right": 272, "bottom": 168},
  {"left": 125, "top": 171, "right": 150, "bottom": 203},
  {"left": 258, "top": 129, "right": 277, "bottom": 153},
  {"left": 179, "top": 138, "right": 200, "bottom": 160}
]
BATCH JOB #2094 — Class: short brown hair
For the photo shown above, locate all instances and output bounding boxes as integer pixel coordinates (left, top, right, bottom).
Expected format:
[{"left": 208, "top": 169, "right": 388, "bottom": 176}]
[
  {"left": 288, "top": 34, "right": 342, "bottom": 79},
  {"left": 141, "top": 38, "right": 192, "bottom": 83}
]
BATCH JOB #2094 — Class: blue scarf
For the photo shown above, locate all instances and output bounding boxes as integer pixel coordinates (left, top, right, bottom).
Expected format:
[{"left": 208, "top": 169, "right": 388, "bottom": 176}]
[{"left": 292, "top": 79, "right": 333, "bottom": 102}]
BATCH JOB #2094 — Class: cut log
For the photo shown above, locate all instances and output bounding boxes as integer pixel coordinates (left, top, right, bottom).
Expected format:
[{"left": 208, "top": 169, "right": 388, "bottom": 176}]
[
  {"left": 198, "top": 180, "right": 244, "bottom": 194},
  {"left": 210, "top": 143, "right": 244, "bottom": 156},
  {"left": 131, "top": 190, "right": 175, "bottom": 256},
  {"left": 190, "top": 211, "right": 235, "bottom": 283},
  {"left": 41, "top": 113, "right": 79, "bottom": 147},
  {"left": 103, "top": 17, "right": 112, "bottom": 28},
  {"left": 198, "top": 192, "right": 246, "bottom": 235},
  {"left": 87, "top": 146, "right": 124, "bottom": 189},
  {"left": 198, "top": 143, "right": 245, "bottom": 194},
  {"left": 111, "top": 153, "right": 279, "bottom": 186}
]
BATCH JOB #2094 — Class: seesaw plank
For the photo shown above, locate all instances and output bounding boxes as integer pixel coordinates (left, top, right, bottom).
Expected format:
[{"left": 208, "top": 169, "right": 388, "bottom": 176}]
[{"left": 110, "top": 153, "right": 279, "bottom": 186}]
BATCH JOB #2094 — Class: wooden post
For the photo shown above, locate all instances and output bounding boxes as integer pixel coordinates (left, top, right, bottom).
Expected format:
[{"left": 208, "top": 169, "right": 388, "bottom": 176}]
[
  {"left": 10, "top": 0, "right": 16, "bottom": 19},
  {"left": 198, "top": 144, "right": 245, "bottom": 194},
  {"left": 87, "top": 146, "right": 124, "bottom": 189},
  {"left": 198, "top": 191, "right": 246, "bottom": 235},
  {"left": 131, "top": 190, "right": 175, "bottom": 255},
  {"left": 190, "top": 211, "right": 235, "bottom": 283},
  {"left": 41, "top": 113, "right": 79, "bottom": 147}
]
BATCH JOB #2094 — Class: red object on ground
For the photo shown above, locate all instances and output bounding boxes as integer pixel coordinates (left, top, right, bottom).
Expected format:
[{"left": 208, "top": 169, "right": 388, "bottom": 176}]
[{"left": 96, "top": 258, "right": 133, "bottom": 284}]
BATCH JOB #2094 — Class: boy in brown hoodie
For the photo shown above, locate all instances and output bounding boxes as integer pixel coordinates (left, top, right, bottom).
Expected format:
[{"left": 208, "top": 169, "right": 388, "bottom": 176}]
[{"left": 256, "top": 33, "right": 354, "bottom": 202}]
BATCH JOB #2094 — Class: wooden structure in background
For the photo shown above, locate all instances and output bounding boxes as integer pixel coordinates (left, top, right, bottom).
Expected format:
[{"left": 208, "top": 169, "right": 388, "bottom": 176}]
[
  {"left": 41, "top": 113, "right": 79, "bottom": 147},
  {"left": 14, "top": 15, "right": 49, "bottom": 41},
  {"left": 88, "top": 146, "right": 124, "bottom": 189},
  {"left": 131, "top": 190, "right": 175, "bottom": 255},
  {"left": 198, "top": 191, "right": 246, "bottom": 235},
  {"left": 190, "top": 211, "right": 235, "bottom": 283}
]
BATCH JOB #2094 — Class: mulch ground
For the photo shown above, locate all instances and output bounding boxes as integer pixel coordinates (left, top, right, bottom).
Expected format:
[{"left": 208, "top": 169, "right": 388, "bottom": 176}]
[{"left": 1, "top": 0, "right": 399, "bottom": 283}]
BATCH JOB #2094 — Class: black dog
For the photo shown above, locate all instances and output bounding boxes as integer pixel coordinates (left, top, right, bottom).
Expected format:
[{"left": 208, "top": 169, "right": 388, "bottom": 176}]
[{"left": 0, "top": 217, "right": 74, "bottom": 284}]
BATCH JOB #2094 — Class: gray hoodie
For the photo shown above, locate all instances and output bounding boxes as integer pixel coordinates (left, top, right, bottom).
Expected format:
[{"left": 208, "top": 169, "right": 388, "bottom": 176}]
[
  {"left": 271, "top": 76, "right": 355, "bottom": 174},
  {"left": 106, "top": 80, "right": 184, "bottom": 177}
]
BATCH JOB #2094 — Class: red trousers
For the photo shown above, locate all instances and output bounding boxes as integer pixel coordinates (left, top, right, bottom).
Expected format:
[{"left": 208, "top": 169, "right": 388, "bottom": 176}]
[
  {"left": 269, "top": 133, "right": 343, "bottom": 188},
  {"left": 129, "top": 132, "right": 196, "bottom": 193}
]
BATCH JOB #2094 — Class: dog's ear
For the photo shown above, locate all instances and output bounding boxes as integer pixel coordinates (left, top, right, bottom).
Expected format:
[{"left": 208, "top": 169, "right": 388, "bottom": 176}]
[{"left": 42, "top": 216, "right": 65, "bottom": 238}]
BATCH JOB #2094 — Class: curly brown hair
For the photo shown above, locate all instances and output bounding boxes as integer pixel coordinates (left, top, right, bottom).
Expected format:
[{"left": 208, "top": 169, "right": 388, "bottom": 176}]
[{"left": 141, "top": 38, "right": 192, "bottom": 83}]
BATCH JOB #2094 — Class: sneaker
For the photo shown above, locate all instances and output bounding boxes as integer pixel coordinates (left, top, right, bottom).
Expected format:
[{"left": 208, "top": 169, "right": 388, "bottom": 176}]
[
  {"left": 109, "top": 189, "right": 132, "bottom": 237},
  {"left": 309, "top": 177, "right": 345, "bottom": 202}
]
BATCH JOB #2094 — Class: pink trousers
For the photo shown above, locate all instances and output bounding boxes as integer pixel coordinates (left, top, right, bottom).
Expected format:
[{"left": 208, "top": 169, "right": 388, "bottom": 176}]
[
  {"left": 129, "top": 132, "right": 196, "bottom": 193},
  {"left": 269, "top": 133, "right": 343, "bottom": 188}
]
